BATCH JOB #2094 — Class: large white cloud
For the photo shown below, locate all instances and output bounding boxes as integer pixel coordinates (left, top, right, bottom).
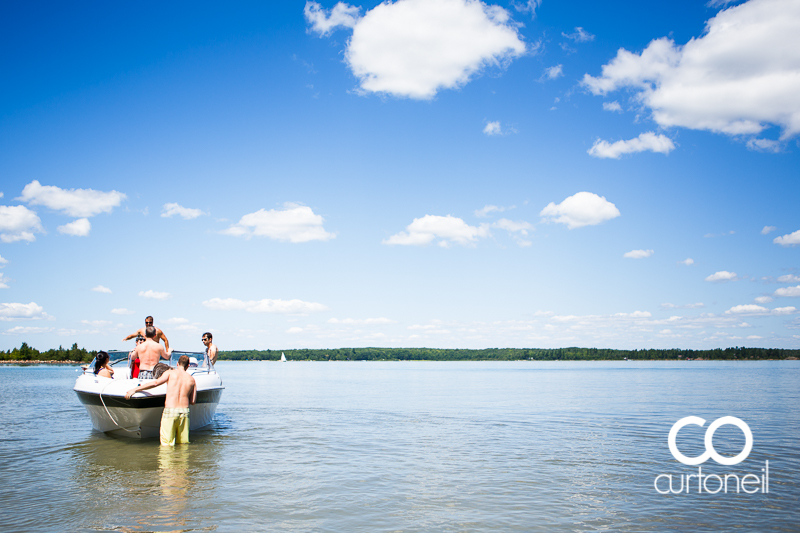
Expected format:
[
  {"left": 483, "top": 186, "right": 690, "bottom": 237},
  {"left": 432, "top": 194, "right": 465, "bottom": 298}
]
[
  {"left": 202, "top": 297, "right": 328, "bottom": 314},
  {"left": 18, "top": 180, "right": 125, "bottom": 217},
  {"left": 0, "top": 302, "right": 50, "bottom": 321},
  {"left": 588, "top": 132, "right": 675, "bottom": 158},
  {"left": 91, "top": 285, "right": 112, "bottom": 294},
  {"left": 539, "top": 192, "right": 620, "bottom": 229},
  {"left": 0, "top": 205, "right": 44, "bottom": 243},
  {"left": 57, "top": 218, "right": 91, "bottom": 237},
  {"left": 305, "top": 0, "right": 527, "bottom": 99},
  {"left": 582, "top": 0, "right": 800, "bottom": 142},
  {"left": 222, "top": 203, "right": 335, "bottom": 243},
  {"left": 774, "top": 230, "right": 800, "bottom": 246}
]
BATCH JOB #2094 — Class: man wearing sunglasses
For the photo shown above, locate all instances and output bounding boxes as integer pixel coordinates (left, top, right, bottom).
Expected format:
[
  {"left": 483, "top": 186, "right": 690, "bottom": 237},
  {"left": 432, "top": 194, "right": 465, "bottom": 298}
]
[
  {"left": 201, "top": 332, "right": 218, "bottom": 366},
  {"left": 123, "top": 315, "right": 170, "bottom": 353}
]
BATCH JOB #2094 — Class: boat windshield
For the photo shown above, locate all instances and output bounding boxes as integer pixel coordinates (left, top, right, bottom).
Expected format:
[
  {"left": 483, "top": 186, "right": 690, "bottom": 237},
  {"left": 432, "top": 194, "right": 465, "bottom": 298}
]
[{"left": 83, "top": 350, "right": 212, "bottom": 376}]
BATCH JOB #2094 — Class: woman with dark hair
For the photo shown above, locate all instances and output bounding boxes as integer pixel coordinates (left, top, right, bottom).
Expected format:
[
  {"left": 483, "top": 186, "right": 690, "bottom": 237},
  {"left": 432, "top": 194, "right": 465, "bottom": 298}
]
[{"left": 94, "top": 351, "right": 114, "bottom": 378}]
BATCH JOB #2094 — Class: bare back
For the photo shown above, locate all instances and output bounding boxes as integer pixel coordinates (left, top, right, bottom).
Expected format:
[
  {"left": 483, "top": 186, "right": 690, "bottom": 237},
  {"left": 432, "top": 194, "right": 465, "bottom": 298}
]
[
  {"left": 136, "top": 326, "right": 166, "bottom": 344},
  {"left": 164, "top": 368, "right": 197, "bottom": 408},
  {"left": 135, "top": 339, "right": 167, "bottom": 370}
]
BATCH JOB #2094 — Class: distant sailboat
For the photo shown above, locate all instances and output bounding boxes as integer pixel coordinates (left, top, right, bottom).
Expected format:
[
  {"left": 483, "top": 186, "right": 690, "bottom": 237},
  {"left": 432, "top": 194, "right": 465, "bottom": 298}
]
[{"left": 280, "top": 352, "right": 287, "bottom": 362}]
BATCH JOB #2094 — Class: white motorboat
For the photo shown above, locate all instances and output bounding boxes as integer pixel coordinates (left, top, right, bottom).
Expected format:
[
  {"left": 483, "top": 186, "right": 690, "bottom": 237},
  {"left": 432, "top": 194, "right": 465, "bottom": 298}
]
[{"left": 74, "top": 350, "right": 224, "bottom": 438}]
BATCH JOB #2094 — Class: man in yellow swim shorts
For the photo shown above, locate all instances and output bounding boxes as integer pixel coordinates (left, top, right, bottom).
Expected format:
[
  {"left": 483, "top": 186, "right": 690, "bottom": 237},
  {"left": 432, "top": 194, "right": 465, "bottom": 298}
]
[{"left": 126, "top": 354, "right": 197, "bottom": 445}]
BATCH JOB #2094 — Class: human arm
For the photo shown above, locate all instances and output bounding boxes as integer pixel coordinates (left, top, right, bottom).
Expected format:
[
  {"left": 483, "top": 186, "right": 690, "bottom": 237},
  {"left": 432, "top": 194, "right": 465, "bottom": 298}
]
[
  {"left": 125, "top": 372, "right": 170, "bottom": 399},
  {"left": 190, "top": 378, "right": 197, "bottom": 405},
  {"left": 123, "top": 328, "right": 144, "bottom": 342},
  {"left": 159, "top": 329, "right": 170, "bottom": 354},
  {"left": 208, "top": 344, "right": 218, "bottom": 365}
]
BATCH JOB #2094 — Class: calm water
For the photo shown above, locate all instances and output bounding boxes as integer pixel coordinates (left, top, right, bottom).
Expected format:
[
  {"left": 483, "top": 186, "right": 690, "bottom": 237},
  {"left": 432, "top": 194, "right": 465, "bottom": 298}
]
[{"left": 0, "top": 361, "right": 798, "bottom": 532}]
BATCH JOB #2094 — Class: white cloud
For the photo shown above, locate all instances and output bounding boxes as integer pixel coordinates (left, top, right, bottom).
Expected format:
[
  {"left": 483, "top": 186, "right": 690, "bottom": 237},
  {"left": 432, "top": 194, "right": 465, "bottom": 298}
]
[
  {"left": 562, "top": 27, "right": 595, "bottom": 42},
  {"left": 603, "top": 101, "right": 622, "bottom": 112},
  {"left": 304, "top": 1, "right": 360, "bottom": 34},
  {"left": 513, "top": 0, "right": 541, "bottom": 14},
  {"left": 328, "top": 317, "right": 396, "bottom": 325},
  {"left": 774, "top": 230, "right": 800, "bottom": 246},
  {"left": 774, "top": 285, "right": 800, "bottom": 297},
  {"left": 203, "top": 297, "right": 328, "bottom": 314},
  {"left": 18, "top": 180, "right": 125, "bottom": 217},
  {"left": 163, "top": 317, "right": 189, "bottom": 325},
  {"left": 544, "top": 65, "right": 563, "bottom": 79},
  {"left": 582, "top": 0, "right": 800, "bottom": 141},
  {"left": 383, "top": 214, "right": 490, "bottom": 246},
  {"left": 0, "top": 205, "right": 44, "bottom": 243},
  {"left": 0, "top": 302, "right": 50, "bottom": 321},
  {"left": 57, "top": 218, "right": 91, "bottom": 237},
  {"left": 111, "top": 308, "right": 135, "bottom": 315},
  {"left": 2, "top": 326, "right": 53, "bottom": 335},
  {"left": 91, "top": 285, "right": 112, "bottom": 294},
  {"left": 539, "top": 192, "right": 620, "bottom": 229},
  {"left": 705, "top": 270, "right": 737, "bottom": 282},
  {"left": 222, "top": 203, "right": 335, "bottom": 242},
  {"left": 588, "top": 132, "right": 675, "bottom": 158},
  {"left": 679, "top": 258, "right": 695, "bottom": 266},
  {"left": 287, "top": 326, "right": 304, "bottom": 334},
  {"left": 754, "top": 296, "right": 773, "bottom": 303},
  {"left": 661, "top": 302, "right": 705, "bottom": 309},
  {"left": 0, "top": 255, "right": 7, "bottom": 266},
  {"left": 307, "top": 0, "right": 527, "bottom": 99},
  {"left": 475, "top": 204, "right": 508, "bottom": 217},
  {"left": 0, "top": 273, "right": 8, "bottom": 289},
  {"left": 746, "top": 138, "right": 782, "bottom": 152},
  {"left": 725, "top": 304, "right": 796, "bottom": 315},
  {"left": 161, "top": 203, "right": 205, "bottom": 220},
  {"left": 778, "top": 274, "right": 800, "bottom": 283},
  {"left": 139, "top": 290, "right": 171, "bottom": 300},
  {"left": 81, "top": 319, "right": 113, "bottom": 328},
  {"left": 624, "top": 249, "right": 654, "bottom": 259},
  {"left": 483, "top": 121, "right": 502, "bottom": 135},
  {"left": 761, "top": 226, "right": 776, "bottom": 235}
]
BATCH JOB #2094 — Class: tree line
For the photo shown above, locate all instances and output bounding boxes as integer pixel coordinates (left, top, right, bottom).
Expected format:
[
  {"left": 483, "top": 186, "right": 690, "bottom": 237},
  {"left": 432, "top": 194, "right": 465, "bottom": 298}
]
[
  {"left": 0, "top": 342, "right": 97, "bottom": 362},
  {"left": 1, "top": 344, "right": 798, "bottom": 363},
  {"left": 218, "top": 346, "right": 800, "bottom": 361}
]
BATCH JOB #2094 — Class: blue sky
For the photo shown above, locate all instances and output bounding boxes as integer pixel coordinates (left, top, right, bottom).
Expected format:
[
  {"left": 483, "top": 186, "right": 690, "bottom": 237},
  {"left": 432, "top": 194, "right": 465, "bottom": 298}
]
[{"left": 1, "top": 0, "right": 798, "bottom": 351}]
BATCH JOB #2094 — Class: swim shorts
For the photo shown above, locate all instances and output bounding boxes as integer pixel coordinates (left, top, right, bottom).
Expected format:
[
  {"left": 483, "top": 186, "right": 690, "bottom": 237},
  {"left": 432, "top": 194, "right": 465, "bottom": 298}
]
[
  {"left": 160, "top": 407, "right": 190, "bottom": 446},
  {"left": 137, "top": 369, "right": 154, "bottom": 379}
]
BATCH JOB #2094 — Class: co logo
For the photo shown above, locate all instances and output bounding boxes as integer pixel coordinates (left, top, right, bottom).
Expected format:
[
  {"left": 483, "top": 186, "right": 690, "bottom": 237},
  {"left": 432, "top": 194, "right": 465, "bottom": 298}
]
[{"left": 668, "top": 416, "right": 753, "bottom": 466}]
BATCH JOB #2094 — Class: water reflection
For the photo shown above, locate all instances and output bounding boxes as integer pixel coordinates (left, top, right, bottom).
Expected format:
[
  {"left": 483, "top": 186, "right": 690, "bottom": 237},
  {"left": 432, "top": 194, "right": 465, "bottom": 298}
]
[{"left": 69, "top": 433, "right": 222, "bottom": 532}]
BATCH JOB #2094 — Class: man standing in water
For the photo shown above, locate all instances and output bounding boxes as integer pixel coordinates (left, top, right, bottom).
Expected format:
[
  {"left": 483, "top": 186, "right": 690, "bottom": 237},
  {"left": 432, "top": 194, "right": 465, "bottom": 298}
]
[
  {"left": 126, "top": 355, "right": 197, "bottom": 445},
  {"left": 130, "top": 326, "right": 169, "bottom": 379},
  {"left": 123, "top": 316, "right": 170, "bottom": 353}
]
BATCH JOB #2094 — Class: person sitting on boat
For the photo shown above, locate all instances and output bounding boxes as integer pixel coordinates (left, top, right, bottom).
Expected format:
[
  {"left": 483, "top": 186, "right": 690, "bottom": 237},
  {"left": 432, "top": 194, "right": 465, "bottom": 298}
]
[
  {"left": 125, "top": 355, "right": 197, "bottom": 446},
  {"left": 201, "top": 332, "right": 218, "bottom": 366},
  {"left": 94, "top": 351, "right": 114, "bottom": 378},
  {"left": 130, "top": 326, "right": 169, "bottom": 379},
  {"left": 123, "top": 315, "right": 170, "bottom": 354}
]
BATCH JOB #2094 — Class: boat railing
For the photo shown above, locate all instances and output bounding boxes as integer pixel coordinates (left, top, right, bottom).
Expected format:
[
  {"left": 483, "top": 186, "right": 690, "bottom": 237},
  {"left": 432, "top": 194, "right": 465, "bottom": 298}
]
[{"left": 82, "top": 350, "right": 215, "bottom": 378}]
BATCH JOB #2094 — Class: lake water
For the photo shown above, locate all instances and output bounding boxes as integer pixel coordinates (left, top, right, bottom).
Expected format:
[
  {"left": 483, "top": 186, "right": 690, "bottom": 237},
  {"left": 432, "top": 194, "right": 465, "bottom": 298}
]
[{"left": 1, "top": 360, "right": 798, "bottom": 532}]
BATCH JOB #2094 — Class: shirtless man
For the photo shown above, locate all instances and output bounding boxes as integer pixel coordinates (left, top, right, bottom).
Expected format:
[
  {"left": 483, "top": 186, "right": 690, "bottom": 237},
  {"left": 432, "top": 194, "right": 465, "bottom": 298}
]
[
  {"left": 123, "top": 316, "right": 170, "bottom": 353},
  {"left": 201, "top": 332, "right": 218, "bottom": 365},
  {"left": 125, "top": 354, "right": 197, "bottom": 446},
  {"left": 130, "top": 326, "right": 169, "bottom": 379}
]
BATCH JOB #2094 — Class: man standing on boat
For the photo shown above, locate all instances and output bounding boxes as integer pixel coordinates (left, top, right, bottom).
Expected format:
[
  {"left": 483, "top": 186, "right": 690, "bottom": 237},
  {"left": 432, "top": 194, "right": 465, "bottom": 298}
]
[
  {"left": 130, "top": 326, "right": 169, "bottom": 379},
  {"left": 123, "top": 316, "right": 170, "bottom": 353},
  {"left": 125, "top": 354, "right": 197, "bottom": 446},
  {"left": 201, "top": 332, "right": 218, "bottom": 365}
]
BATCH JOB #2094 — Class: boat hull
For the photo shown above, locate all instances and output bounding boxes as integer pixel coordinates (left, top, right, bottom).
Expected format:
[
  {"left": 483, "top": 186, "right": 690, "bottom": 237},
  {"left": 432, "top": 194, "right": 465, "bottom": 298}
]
[{"left": 74, "top": 368, "right": 224, "bottom": 439}]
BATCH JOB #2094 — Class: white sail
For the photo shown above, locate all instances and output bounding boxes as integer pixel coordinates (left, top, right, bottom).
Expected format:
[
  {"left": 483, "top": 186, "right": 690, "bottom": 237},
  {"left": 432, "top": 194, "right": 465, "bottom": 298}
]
[{"left": 281, "top": 352, "right": 287, "bottom": 362}]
